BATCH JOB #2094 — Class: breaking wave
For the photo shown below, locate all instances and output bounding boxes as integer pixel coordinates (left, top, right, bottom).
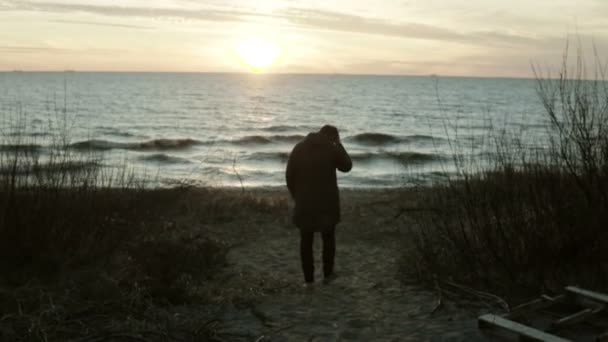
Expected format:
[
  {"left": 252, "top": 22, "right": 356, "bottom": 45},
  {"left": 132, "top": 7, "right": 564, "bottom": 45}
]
[
  {"left": 347, "top": 133, "right": 444, "bottom": 145},
  {"left": 0, "top": 144, "right": 43, "bottom": 152},
  {"left": 232, "top": 135, "right": 305, "bottom": 145},
  {"left": 139, "top": 153, "right": 191, "bottom": 164},
  {"left": 350, "top": 151, "right": 441, "bottom": 164},
  {"left": 261, "top": 125, "right": 297, "bottom": 132},
  {"left": 245, "top": 150, "right": 441, "bottom": 165},
  {"left": 70, "top": 138, "right": 203, "bottom": 151},
  {"left": 348, "top": 133, "right": 400, "bottom": 145}
]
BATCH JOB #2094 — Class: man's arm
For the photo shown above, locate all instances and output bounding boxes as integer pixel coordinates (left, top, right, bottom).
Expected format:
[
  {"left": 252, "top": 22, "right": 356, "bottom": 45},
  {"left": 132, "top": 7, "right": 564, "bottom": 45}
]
[
  {"left": 286, "top": 146, "right": 298, "bottom": 198},
  {"left": 334, "top": 142, "right": 352, "bottom": 173}
]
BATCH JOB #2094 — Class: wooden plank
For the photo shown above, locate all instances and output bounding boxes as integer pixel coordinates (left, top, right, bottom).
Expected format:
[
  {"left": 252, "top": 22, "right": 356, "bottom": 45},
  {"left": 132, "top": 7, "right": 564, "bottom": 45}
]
[
  {"left": 566, "top": 287, "right": 608, "bottom": 306},
  {"left": 508, "top": 295, "right": 566, "bottom": 318},
  {"left": 552, "top": 308, "right": 594, "bottom": 328},
  {"left": 479, "top": 314, "right": 571, "bottom": 342},
  {"left": 509, "top": 298, "right": 545, "bottom": 313},
  {"left": 542, "top": 294, "right": 566, "bottom": 303}
]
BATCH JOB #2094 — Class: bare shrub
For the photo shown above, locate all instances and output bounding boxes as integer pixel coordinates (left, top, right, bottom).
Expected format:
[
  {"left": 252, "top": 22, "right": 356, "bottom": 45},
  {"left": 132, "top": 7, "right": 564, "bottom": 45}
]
[
  {"left": 0, "top": 102, "right": 141, "bottom": 273},
  {"left": 130, "top": 234, "right": 228, "bottom": 303},
  {"left": 0, "top": 97, "right": 229, "bottom": 340},
  {"left": 405, "top": 43, "right": 608, "bottom": 301}
]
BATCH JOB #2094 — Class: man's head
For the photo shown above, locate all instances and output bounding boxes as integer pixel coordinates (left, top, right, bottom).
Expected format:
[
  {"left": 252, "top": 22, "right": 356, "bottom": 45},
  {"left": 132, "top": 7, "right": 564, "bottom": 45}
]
[{"left": 319, "top": 125, "right": 339, "bottom": 142}]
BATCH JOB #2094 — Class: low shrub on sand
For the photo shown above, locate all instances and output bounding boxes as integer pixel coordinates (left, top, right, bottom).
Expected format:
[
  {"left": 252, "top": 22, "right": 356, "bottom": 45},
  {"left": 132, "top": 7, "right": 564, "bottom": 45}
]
[
  {"left": 0, "top": 106, "right": 230, "bottom": 340},
  {"left": 404, "top": 45, "right": 608, "bottom": 302}
]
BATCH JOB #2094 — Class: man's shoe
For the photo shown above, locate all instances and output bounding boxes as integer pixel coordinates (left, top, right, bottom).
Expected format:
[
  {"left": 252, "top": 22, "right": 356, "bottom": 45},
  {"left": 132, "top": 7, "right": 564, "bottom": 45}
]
[{"left": 302, "top": 282, "right": 315, "bottom": 289}]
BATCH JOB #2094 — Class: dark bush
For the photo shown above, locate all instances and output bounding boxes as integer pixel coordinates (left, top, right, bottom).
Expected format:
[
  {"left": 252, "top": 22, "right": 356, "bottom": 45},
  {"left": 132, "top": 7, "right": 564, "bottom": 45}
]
[
  {"left": 129, "top": 234, "right": 228, "bottom": 303},
  {"left": 405, "top": 44, "right": 608, "bottom": 301}
]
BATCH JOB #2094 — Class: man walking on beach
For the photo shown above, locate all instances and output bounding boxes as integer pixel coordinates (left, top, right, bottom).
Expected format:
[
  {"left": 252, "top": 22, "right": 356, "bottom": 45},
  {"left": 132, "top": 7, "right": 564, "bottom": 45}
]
[{"left": 286, "top": 125, "right": 352, "bottom": 286}]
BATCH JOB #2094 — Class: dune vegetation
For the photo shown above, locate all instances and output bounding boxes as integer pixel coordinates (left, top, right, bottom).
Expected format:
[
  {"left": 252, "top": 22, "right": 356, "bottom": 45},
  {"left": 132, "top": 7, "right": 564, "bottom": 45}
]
[
  {"left": 0, "top": 106, "right": 243, "bottom": 340},
  {"left": 402, "top": 45, "right": 608, "bottom": 303}
]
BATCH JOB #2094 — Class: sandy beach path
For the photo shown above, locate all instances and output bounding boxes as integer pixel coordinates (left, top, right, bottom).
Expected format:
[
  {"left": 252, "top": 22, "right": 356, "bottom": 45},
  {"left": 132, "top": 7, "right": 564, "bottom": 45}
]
[{"left": 198, "top": 189, "right": 488, "bottom": 341}]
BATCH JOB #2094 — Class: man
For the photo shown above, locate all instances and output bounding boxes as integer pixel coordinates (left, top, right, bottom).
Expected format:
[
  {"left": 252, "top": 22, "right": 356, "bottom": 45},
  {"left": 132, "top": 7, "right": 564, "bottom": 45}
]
[{"left": 285, "top": 125, "right": 352, "bottom": 286}]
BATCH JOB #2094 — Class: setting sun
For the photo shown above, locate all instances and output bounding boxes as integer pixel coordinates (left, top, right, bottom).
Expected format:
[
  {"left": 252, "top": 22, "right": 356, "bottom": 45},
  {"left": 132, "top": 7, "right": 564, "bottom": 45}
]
[{"left": 235, "top": 38, "right": 281, "bottom": 73}]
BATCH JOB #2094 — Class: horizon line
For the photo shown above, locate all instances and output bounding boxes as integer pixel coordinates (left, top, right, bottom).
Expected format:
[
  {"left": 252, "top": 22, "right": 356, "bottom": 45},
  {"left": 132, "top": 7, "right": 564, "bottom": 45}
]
[{"left": 0, "top": 70, "right": 539, "bottom": 80}]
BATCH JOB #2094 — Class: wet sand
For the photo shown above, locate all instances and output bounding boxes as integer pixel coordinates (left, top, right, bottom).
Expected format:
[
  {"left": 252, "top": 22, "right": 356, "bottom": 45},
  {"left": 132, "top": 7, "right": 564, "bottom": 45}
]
[{"left": 190, "top": 187, "right": 488, "bottom": 341}]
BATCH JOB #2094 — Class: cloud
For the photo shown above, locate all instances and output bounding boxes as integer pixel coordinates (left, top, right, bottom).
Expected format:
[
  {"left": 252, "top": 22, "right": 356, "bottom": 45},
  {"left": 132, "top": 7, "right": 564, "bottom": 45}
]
[
  {"left": 2, "top": 1, "right": 252, "bottom": 23},
  {"left": 1, "top": 1, "right": 551, "bottom": 47},
  {"left": 281, "top": 8, "right": 542, "bottom": 47},
  {"left": 0, "top": 0, "right": 15, "bottom": 9},
  {"left": 49, "top": 19, "right": 151, "bottom": 29},
  {"left": 282, "top": 8, "right": 461, "bottom": 41},
  {"left": 0, "top": 46, "right": 72, "bottom": 54},
  {"left": 0, "top": 45, "right": 123, "bottom": 55}
]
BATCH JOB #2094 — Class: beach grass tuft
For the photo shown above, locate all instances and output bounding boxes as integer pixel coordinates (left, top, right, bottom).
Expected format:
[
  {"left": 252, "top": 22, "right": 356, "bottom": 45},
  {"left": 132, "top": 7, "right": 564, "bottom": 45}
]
[{"left": 0, "top": 104, "right": 235, "bottom": 341}]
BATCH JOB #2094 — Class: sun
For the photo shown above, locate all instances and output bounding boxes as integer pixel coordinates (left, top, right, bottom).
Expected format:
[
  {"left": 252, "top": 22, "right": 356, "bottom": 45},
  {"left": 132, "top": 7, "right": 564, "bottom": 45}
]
[{"left": 235, "top": 38, "right": 280, "bottom": 73}]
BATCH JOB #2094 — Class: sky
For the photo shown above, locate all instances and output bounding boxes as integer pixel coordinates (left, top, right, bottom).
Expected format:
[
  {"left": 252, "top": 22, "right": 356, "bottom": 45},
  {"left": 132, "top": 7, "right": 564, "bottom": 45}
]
[{"left": 1, "top": 0, "right": 607, "bottom": 77}]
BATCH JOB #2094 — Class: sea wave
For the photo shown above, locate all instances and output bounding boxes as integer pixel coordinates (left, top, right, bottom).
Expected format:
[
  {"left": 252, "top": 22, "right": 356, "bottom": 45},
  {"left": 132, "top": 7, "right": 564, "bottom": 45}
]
[
  {"left": 261, "top": 125, "right": 317, "bottom": 132},
  {"left": 232, "top": 135, "right": 305, "bottom": 145},
  {"left": 350, "top": 151, "right": 441, "bottom": 164},
  {"left": 261, "top": 125, "right": 294, "bottom": 132},
  {"left": 347, "top": 133, "right": 400, "bottom": 145},
  {"left": 97, "top": 127, "right": 137, "bottom": 138},
  {"left": 233, "top": 136, "right": 272, "bottom": 144},
  {"left": 401, "top": 134, "right": 444, "bottom": 143},
  {"left": 272, "top": 135, "right": 305, "bottom": 143},
  {"left": 133, "top": 139, "right": 202, "bottom": 150},
  {"left": 70, "top": 138, "right": 203, "bottom": 151},
  {"left": 70, "top": 140, "right": 123, "bottom": 150},
  {"left": 139, "top": 153, "right": 191, "bottom": 164},
  {"left": 6, "top": 131, "right": 51, "bottom": 137},
  {"left": 0, "top": 144, "right": 43, "bottom": 152},
  {"left": 347, "top": 132, "right": 444, "bottom": 145},
  {"left": 390, "top": 151, "right": 442, "bottom": 163},
  {"left": 245, "top": 150, "right": 441, "bottom": 165},
  {"left": 248, "top": 151, "right": 291, "bottom": 162}
]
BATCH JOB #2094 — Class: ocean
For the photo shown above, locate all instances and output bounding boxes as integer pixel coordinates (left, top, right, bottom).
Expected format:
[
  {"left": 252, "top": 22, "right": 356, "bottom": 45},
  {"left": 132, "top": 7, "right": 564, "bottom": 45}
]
[{"left": 0, "top": 72, "right": 550, "bottom": 188}]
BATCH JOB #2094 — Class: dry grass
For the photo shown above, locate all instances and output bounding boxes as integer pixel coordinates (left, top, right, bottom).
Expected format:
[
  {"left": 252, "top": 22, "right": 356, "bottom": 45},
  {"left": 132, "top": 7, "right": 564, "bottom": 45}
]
[
  {"left": 0, "top": 183, "right": 257, "bottom": 341},
  {"left": 0, "top": 102, "right": 262, "bottom": 341},
  {"left": 404, "top": 43, "right": 608, "bottom": 303}
]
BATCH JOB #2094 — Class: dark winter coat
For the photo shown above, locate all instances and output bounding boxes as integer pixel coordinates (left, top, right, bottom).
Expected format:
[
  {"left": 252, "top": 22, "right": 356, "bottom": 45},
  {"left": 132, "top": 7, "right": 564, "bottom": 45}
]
[{"left": 285, "top": 132, "right": 352, "bottom": 232}]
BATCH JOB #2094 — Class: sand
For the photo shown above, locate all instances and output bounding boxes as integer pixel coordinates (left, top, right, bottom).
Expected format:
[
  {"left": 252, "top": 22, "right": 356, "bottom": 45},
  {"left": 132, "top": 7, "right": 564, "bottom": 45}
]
[{"left": 187, "top": 188, "right": 489, "bottom": 341}]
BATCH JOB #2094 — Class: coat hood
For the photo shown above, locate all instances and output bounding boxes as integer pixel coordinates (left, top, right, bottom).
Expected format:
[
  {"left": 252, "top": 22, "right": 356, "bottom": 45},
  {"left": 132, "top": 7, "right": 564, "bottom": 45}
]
[{"left": 306, "top": 132, "right": 332, "bottom": 146}]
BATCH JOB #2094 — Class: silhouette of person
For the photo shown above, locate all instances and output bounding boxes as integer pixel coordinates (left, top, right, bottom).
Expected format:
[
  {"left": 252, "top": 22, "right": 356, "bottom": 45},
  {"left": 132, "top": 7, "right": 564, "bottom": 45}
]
[{"left": 286, "top": 125, "right": 352, "bottom": 286}]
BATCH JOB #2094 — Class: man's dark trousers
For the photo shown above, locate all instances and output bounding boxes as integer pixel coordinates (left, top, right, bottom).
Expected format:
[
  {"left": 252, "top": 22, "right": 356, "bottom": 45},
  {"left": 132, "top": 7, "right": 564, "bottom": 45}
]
[{"left": 299, "top": 227, "right": 335, "bottom": 283}]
